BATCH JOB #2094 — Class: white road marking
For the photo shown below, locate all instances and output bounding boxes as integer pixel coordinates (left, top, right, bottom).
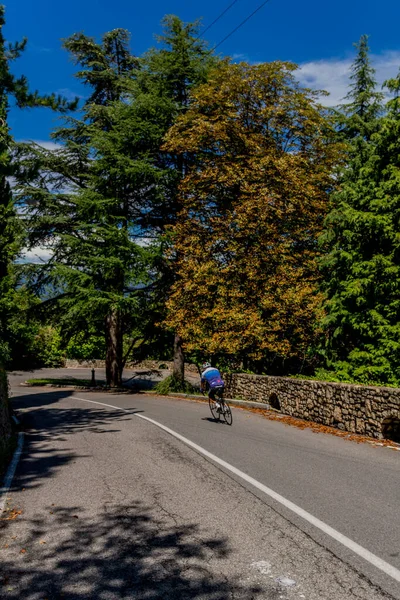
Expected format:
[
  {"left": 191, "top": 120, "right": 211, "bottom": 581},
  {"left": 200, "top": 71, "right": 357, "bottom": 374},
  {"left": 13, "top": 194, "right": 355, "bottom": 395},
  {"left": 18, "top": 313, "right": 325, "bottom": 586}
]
[
  {"left": 72, "top": 396, "right": 400, "bottom": 584},
  {"left": 276, "top": 576, "right": 296, "bottom": 587},
  {"left": 0, "top": 432, "right": 24, "bottom": 515},
  {"left": 251, "top": 560, "right": 272, "bottom": 575}
]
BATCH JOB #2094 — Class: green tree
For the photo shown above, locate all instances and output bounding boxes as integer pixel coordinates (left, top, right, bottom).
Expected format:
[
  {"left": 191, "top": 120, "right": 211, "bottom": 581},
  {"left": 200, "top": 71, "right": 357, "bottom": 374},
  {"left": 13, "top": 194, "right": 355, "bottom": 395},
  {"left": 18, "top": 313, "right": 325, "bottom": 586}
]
[
  {"left": 66, "top": 326, "right": 105, "bottom": 361},
  {"left": 30, "top": 324, "right": 65, "bottom": 368},
  {"left": 0, "top": 4, "right": 76, "bottom": 366},
  {"left": 320, "top": 37, "right": 400, "bottom": 384},
  {"left": 164, "top": 61, "right": 342, "bottom": 372},
  {"left": 339, "top": 35, "right": 384, "bottom": 141},
  {"left": 17, "top": 28, "right": 153, "bottom": 387},
  {"left": 135, "top": 15, "right": 217, "bottom": 382},
  {"left": 18, "top": 18, "right": 216, "bottom": 386},
  {"left": 1, "top": 287, "right": 39, "bottom": 368}
]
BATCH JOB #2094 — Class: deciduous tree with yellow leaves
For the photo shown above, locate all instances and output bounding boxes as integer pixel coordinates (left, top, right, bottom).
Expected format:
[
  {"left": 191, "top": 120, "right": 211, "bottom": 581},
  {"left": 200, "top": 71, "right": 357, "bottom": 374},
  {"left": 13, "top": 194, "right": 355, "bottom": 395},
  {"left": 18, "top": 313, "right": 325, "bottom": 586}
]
[{"left": 163, "top": 61, "right": 344, "bottom": 372}]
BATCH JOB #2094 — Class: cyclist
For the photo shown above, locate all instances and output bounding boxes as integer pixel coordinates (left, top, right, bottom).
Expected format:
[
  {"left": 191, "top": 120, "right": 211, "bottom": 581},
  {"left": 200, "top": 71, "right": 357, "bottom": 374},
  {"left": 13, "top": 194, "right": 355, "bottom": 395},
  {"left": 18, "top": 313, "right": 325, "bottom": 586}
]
[{"left": 200, "top": 362, "right": 225, "bottom": 410}]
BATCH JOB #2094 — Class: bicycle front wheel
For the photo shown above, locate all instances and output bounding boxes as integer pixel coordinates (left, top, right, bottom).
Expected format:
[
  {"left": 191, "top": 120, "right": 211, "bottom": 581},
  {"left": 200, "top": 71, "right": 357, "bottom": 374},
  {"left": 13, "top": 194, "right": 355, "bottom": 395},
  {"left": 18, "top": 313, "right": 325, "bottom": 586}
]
[
  {"left": 222, "top": 401, "right": 233, "bottom": 426},
  {"left": 209, "top": 397, "right": 221, "bottom": 422}
]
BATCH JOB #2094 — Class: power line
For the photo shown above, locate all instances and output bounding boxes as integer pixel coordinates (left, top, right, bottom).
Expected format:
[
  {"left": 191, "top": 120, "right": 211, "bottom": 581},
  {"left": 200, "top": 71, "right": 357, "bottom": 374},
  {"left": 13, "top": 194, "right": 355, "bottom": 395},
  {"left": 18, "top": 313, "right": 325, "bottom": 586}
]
[
  {"left": 211, "top": 0, "right": 272, "bottom": 52},
  {"left": 201, "top": 1, "right": 240, "bottom": 37}
]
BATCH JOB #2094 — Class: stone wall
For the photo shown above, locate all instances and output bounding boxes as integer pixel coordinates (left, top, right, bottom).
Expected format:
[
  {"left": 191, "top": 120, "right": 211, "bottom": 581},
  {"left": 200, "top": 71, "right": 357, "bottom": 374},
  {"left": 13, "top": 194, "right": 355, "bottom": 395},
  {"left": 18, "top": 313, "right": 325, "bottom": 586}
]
[
  {"left": 223, "top": 373, "right": 400, "bottom": 441},
  {"left": 0, "top": 366, "right": 12, "bottom": 456}
]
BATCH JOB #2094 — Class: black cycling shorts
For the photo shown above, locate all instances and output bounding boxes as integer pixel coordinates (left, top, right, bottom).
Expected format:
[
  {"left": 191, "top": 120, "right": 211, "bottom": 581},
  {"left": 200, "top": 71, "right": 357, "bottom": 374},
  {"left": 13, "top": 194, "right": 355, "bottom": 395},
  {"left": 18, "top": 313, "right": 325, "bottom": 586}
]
[{"left": 209, "top": 385, "right": 224, "bottom": 400}]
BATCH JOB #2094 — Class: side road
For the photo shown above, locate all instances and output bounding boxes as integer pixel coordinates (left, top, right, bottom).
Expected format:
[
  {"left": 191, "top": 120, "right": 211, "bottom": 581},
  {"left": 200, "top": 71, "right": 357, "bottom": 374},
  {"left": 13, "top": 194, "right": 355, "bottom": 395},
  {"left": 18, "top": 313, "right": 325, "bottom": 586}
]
[{"left": 1, "top": 384, "right": 400, "bottom": 599}]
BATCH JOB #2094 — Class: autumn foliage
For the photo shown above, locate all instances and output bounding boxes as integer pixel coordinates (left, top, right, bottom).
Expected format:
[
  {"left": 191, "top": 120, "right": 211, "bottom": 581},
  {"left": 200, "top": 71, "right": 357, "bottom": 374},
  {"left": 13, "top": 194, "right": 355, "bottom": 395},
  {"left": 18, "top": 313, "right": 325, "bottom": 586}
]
[{"left": 164, "top": 61, "right": 343, "bottom": 366}]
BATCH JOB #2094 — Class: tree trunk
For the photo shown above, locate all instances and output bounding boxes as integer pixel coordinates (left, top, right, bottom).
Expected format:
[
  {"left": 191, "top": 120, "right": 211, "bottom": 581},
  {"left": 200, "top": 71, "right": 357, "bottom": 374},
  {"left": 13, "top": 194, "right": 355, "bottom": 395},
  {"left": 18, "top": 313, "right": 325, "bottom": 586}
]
[
  {"left": 105, "top": 308, "right": 123, "bottom": 387},
  {"left": 172, "top": 333, "right": 184, "bottom": 382}
]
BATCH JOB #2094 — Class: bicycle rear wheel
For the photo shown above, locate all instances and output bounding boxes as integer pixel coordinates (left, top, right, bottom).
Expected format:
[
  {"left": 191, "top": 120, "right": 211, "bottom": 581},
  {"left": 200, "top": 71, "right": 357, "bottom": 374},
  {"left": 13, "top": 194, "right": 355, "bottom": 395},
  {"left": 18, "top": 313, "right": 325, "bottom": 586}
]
[
  {"left": 209, "top": 397, "right": 221, "bottom": 421},
  {"left": 222, "top": 401, "right": 233, "bottom": 426}
]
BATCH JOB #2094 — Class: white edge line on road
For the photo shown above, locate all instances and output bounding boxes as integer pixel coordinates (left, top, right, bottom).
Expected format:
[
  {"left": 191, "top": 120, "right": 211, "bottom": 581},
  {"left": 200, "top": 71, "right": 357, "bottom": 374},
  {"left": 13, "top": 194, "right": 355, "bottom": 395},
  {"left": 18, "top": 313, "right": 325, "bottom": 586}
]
[
  {"left": 73, "top": 396, "right": 400, "bottom": 584},
  {"left": 0, "top": 432, "right": 24, "bottom": 515}
]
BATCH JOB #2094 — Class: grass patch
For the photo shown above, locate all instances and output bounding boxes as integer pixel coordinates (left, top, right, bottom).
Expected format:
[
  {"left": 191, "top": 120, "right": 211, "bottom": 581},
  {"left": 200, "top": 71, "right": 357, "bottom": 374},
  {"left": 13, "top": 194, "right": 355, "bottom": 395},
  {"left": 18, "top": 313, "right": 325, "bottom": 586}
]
[
  {"left": 0, "top": 433, "right": 17, "bottom": 481},
  {"left": 26, "top": 378, "right": 104, "bottom": 387},
  {"left": 155, "top": 375, "right": 195, "bottom": 395}
]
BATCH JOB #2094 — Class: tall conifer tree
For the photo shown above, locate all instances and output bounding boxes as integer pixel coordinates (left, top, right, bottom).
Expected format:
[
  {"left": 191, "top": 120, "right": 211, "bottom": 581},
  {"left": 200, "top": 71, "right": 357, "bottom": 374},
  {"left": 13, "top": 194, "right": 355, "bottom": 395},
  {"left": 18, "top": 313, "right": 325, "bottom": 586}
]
[
  {"left": 18, "top": 18, "right": 215, "bottom": 386},
  {"left": 320, "top": 37, "right": 400, "bottom": 384},
  {"left": 136, "top": 16, "right": 217, "bottom": 381},
  {"left": 18, "top": 29, "right": 143, "bottom": 387}
]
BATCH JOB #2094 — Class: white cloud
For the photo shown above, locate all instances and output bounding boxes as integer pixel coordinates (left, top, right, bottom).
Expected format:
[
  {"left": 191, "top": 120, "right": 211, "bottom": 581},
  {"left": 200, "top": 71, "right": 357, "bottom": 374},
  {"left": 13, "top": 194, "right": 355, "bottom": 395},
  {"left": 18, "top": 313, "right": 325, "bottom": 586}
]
[
  {"left": 231, "top": 53, "right": 249, "bottom": 62},
  {"left": 29, "top": 43, "right": 53, "bottom": 54},
  {"left": 32, "top": 140, "right": 61, "bottom": 151},
  {"left": 34, "top": 140, "right": 61, "bottom": 151},
  {"left": 56, "top": 88, "right": 85, "bottom": 101},
  {"left": 135, "top": 236, "right": 156, "bottom": 248},
  {"left": 18, "top": 246, "right": 53, "bottom": 264},
  {"left": 17, "top": 139, "right": 61, "bottom": 151},
  {"left": 297, "top": 51, "right": 400, "bottom": 107}
]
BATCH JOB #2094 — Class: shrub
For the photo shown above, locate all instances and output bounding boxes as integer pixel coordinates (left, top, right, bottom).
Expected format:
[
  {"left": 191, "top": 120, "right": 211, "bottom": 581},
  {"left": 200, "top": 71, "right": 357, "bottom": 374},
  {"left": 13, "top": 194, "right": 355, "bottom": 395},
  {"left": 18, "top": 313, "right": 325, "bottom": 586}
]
[
  {"left": 66, "top": 331, "right": 105, "bottom": 360},
  {"left": 155, "top": 375, "right": 195, "bottom": 395},
  {"left": 30, "top": 326, "right": 65, "bottom": 368}
]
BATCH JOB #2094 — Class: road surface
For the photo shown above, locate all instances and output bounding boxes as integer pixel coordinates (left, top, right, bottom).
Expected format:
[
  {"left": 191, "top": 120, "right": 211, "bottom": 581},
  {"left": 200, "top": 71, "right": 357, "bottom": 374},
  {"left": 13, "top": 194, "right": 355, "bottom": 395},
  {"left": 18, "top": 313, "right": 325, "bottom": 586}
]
[{"left": 1, "top": 370, "right": 400, "bottom": 599}]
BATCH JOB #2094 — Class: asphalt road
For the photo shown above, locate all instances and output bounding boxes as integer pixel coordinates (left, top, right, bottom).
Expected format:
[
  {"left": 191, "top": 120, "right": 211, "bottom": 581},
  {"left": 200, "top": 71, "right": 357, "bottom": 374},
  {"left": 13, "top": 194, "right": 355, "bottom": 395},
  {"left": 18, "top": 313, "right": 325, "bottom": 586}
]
[
  {"left": 8, "top": 366, "right": 173, "bottom": 389},
  {"left": 1, "top": 369, "right": 400, "bottom": 599}
]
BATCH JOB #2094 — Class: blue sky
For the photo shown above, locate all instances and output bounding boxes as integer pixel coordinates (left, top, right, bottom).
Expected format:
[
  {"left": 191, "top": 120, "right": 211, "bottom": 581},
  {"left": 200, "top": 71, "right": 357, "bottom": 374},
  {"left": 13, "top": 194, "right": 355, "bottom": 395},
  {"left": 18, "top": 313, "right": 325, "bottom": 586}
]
[{"left": 6, "top": 0, "right": 400, "bottom": 144}]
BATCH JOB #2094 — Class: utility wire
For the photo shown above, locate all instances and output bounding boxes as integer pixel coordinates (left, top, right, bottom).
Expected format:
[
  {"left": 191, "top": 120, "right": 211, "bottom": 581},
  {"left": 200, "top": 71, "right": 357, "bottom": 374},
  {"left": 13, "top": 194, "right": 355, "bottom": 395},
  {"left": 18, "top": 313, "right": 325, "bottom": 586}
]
[
  {"left": 201, "top": 0, "right": 240, "bottom": 37},
  {"left": 211, "top": 0, "right": 272, "bottom": 52}
]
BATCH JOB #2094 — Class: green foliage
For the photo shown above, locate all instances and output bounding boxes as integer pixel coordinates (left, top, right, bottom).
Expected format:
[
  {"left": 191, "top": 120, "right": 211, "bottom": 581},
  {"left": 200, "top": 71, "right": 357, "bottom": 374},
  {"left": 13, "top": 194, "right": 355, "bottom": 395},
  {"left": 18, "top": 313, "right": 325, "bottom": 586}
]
[
  {"left": 63, "top": 28, "right": 138, "bottom": 105},
  {"left": 30, "top": 326, "right": 65, "bottom": 368},
  {"left": 320, "top": 37, "right": 400, "bottom": 386},
  {"left": 155, "top": 375, "right": 195, "bottom": 395},
  {"left": 0, "top": 286, "right": 65, "bottom": 369},
  {"left": 17, "top": 28, "right": 154, "bottom": 386},
  {"left": 66, "top": 329, "right": 105, "bottom": 360},
  {"left": 291, "top": 368, "right": 400, "bottom": 388},
  {"left": 7, "top": 17, "right": 400, "bottom": 387},
  {"left": 132, "top": 17, "right": 218, "bottom": 381},
  {"left": 291, "top": 369, "right": 353, "bottom": 384},
  {"left": 0, "top": 286, "right": 67, "bottom": 369},
  {"left": 339, "top": 35, "right": 384, "bottom": 141},
  {"left": 0, "top": 6, "right": 77, "bottom": 113},
  {"left": 16, "top": 16, "right": 217, "bottom": 385},
  {"left": 0, "top": 287, "right": 39, "bottom": 368},
  {"left": 0, "top": 5, "right": 76, "bottom": 370}
]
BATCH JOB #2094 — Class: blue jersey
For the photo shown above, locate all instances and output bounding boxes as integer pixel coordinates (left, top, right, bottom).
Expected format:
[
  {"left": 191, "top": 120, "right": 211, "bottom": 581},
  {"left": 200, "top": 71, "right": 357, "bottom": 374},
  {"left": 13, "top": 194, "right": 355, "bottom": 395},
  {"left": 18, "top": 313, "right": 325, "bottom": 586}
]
[{"left": 201, "top": 367, "right": 224, "bottom": 388}]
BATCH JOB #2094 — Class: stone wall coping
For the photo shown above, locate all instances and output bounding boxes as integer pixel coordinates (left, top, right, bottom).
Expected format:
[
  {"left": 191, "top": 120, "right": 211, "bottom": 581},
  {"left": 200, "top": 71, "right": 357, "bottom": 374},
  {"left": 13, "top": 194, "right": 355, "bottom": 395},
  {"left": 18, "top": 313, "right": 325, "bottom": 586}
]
[{"left": 223, "top": 372, "right": 400, "bottom": 395}]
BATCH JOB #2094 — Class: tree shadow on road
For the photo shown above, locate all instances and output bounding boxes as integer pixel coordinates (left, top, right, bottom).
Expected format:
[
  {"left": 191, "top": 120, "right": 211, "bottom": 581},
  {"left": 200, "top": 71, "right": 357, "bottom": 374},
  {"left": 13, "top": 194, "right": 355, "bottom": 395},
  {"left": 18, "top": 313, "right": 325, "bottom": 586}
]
[
  {"left": 7, "top": 390, "right": 135, "bottom": 492},
  {"left": 0, "top": 502, "right": 265, "bottom": 599},
  {"left": 12, "top": 389, "right": 134, "bottom": 437},
  {"left": 2, "top": 391, "right": 269, "bottom": 598}
]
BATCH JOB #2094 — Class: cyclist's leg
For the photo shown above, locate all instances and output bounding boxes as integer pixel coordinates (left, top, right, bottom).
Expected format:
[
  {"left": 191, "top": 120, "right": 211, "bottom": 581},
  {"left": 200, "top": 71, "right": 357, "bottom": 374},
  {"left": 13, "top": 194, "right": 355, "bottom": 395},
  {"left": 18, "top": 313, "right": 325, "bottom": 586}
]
[
  {"left": 217, "top": 386, "right": 226, "bottom": 409},
  {"left": 209, "top": 387, "right": 221, "bottom": 409}
]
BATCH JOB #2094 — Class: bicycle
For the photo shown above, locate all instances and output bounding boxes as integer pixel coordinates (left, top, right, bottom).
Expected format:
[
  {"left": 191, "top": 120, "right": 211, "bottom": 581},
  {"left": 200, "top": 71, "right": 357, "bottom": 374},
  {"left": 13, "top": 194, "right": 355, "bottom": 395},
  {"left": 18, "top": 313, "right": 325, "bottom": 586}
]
[
  {"left": 197, "top": 363, "right": 233, "bottom": 426},
  {"left": 207, "top": 386, "right": 233, "bottom": 426}
]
